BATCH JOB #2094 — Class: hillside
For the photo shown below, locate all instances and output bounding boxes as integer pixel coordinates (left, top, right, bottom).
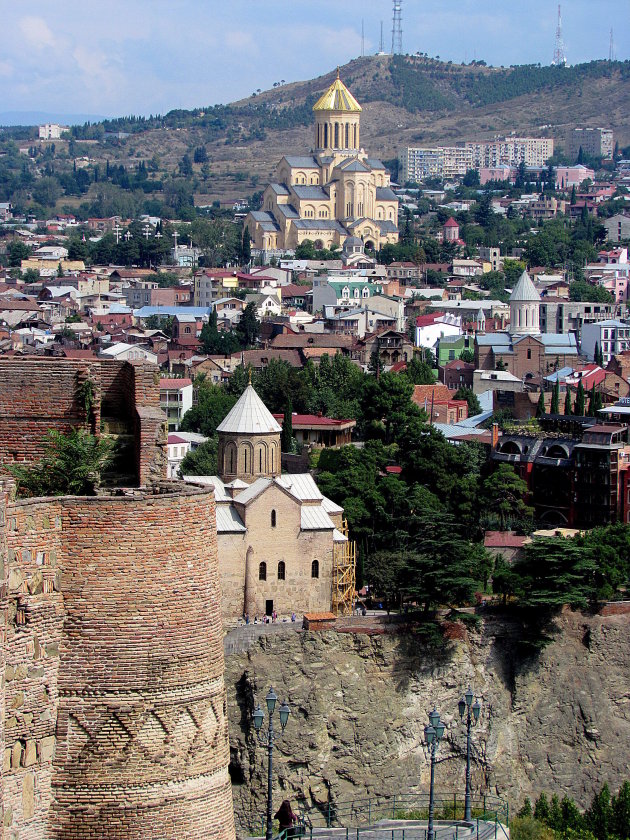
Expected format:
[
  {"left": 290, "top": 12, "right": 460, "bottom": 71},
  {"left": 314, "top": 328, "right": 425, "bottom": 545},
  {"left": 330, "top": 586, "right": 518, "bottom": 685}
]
[{"left": 4, "top": 56, "right": 630, "bottom": 208}]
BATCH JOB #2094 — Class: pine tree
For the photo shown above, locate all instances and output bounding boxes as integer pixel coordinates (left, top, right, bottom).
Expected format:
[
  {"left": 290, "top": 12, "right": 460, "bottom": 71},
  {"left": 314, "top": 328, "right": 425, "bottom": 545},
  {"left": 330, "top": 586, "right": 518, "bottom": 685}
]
[
  {"left": 564, "top": 389, "right": 572, "bottom": 415},
  {"left": 536, "top": 391, "right": 546, "bottom": 417},
  {"left": 574, "top": 380, "right": 585, "bottom": 416},
  {"left": 551, "top": 379, "right": 560, "bottom": 414}
]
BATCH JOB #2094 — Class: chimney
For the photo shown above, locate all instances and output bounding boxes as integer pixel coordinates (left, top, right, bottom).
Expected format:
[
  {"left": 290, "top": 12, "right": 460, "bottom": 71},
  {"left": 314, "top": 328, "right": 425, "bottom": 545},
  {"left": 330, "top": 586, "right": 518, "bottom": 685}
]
[{"left": 491, "top": 422, "right": 499, "bottom": 449}]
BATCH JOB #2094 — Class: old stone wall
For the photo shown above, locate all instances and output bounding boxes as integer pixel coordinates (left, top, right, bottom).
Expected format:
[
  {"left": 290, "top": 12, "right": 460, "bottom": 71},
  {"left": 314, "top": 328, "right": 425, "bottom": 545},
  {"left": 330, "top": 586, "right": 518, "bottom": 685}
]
[
  {"left": 225, "top": 612, "right": 630, "bottom": 834},
  {"left": 0, "top": 483, "right": 235, "bottom": 840},
  {"left": 0, "top": 358, "right": 166, "bottom": 486}
]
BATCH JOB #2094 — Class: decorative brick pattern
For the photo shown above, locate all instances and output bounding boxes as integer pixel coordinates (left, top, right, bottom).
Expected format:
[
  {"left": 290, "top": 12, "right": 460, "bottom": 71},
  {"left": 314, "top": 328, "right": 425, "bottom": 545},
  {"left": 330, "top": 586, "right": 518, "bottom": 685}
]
[{"left": 0, "top": 484, "right": 235, "bottom": 840}]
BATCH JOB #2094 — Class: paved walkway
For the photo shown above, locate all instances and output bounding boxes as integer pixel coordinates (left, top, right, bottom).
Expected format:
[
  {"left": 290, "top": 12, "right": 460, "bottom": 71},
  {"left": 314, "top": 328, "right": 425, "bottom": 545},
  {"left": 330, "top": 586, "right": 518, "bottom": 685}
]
[{"left": 246, "top": 820, "right": 507, "bottom": 840}]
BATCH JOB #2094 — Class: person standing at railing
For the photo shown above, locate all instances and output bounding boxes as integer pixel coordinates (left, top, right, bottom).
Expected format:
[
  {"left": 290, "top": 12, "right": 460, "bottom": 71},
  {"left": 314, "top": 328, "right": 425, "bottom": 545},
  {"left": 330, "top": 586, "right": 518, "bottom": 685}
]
[{"left": 275, "top": 800, "right": 297, "bottom": 837}]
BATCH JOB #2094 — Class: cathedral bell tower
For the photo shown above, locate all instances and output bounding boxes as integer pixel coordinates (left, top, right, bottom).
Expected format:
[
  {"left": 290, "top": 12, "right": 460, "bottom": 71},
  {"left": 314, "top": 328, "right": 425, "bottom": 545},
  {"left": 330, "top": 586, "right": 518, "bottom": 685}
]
[{"left": 313, "top": 69, "right": 362, "bottom": 154}]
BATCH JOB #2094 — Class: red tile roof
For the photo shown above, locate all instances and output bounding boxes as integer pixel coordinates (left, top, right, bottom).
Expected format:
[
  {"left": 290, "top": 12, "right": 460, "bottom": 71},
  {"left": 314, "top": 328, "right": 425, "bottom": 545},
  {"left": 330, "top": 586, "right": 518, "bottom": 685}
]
[
  {"left": 412, "top": 384, "right": 452, "bottom": 404},
  {"left": 385, "top": 465, "right": 402, "bottom": 474},
  {"left": 484, "top": 531, "right": 529, "bottom": 548},
  {"left": 159, "top": 378, "right": 192, "bottom": 389},
  {"left": 416, "top": 312, "right": 445, "bottom": 327},
  {"left": 443, "top": 217, "right": 459, "bottom": 228},
  {"left": 168, "top": 434, "right": 188, "bottom": 445}
]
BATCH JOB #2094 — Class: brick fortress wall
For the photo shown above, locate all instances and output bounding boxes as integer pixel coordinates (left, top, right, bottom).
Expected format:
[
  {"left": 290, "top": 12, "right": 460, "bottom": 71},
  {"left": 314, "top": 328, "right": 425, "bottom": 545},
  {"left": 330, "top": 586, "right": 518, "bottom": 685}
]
[
  {"left": 0, "top": 359, "right": 166, "bottom": 486},
  {"left": 0, "top": 483, "right": 235, "bottom": 840}
]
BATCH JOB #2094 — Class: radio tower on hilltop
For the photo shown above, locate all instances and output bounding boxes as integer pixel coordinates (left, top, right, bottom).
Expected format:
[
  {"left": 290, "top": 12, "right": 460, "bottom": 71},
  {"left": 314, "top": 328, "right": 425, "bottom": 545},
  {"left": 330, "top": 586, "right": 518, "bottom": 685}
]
[
  {"left": 391, "top": 0, "right": 403, "bottom": 55},
  {"left": 552, "top": 4, "right": 567, "bottom": 66},
  {"left": 609, "top": 27, "right": 615, "bottom": 62}
]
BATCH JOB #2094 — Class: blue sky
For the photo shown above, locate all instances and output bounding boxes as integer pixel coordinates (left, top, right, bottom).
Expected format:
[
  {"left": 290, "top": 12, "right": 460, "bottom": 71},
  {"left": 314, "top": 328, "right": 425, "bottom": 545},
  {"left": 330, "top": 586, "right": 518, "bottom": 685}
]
[{"left": 0, "top": 0, "right": 627, "bottom": 119}]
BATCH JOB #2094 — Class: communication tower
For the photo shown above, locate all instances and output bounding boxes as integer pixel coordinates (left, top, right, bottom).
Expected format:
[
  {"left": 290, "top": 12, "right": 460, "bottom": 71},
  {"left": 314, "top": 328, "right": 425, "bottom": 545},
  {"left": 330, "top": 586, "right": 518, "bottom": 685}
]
[
  {"left": 391, "top": 0, "right": 403, "bottom": 55},
  {"left": 552, "top": 4, "right": 567, "bottom": 66},
  {"left": 609, "top": 27, "right": 615, "bottom": 62}
]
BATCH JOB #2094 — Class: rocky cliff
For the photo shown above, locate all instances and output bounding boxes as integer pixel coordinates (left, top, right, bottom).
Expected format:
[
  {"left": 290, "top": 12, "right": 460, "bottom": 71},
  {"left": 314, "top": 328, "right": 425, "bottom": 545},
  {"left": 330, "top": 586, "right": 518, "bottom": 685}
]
[{"left": 224, "top": 610, "right": 630, "bottom": 835}]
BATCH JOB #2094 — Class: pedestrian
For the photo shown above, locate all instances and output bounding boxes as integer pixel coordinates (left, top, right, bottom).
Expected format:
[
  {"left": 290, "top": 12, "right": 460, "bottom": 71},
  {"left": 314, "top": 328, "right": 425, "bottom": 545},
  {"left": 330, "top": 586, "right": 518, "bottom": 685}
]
[
  {"left": 245, "top": 613, "right": 250, "bottom": 625},
  {"left": 275, "top": 800, "right": 297, "bottom": 837},
  {"left": 272, "top": 609, "right": 277, "bottom": 623},
  {"left": 361, "top": 605, "right": 367, "bottom": 617},
  {"left": 291, "top": 611, "right": 296, "bottom": 622}
]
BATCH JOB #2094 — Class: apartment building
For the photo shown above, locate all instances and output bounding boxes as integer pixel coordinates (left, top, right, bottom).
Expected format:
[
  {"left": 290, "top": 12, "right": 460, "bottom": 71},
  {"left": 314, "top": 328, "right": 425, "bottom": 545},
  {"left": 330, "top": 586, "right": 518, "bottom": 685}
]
[{"left": 565, "top": 127, "right": 614, "bottom": 161}]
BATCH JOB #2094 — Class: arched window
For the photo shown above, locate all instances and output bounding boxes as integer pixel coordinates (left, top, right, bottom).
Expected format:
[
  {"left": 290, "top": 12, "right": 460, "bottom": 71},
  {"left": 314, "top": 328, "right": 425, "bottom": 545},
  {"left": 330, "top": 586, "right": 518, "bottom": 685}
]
[
  {"left": 311, "top": 560, "right": 319, "bottom": 579},
  {"left": 345, "top": 123, "right": 349, "bottom": 147},
  {"left": 271, "top": 447, "right": 274, "bottom": 472},
  {"left": 324, "top": 124, "right": 328, "bottom": 147},
  {"left": 271, "top": 509, "right": 276, "bottom": 528},
  {"left": 244, "top": 447, "right": 248, "bottom": 473},
  {"left": 259, "top": 562, "right": 267, "bottom": 581},
  {"left": 277, "top": 561, "right": 286, "bottom": 581},
  {"left": 353, "top": 125, "right": 357, "bottom": 147},
  {"left": 259, "top": 447, "right": 263, "bottom": 473},
  {"left": 334, "top": 123, "right": 339, "bottom": 148}
]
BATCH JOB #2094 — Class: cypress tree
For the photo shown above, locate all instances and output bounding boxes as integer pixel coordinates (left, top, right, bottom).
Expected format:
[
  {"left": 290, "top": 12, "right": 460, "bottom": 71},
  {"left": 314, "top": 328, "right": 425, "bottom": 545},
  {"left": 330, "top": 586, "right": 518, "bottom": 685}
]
[
  {"left": 574, "top": 380, "right": 585, "bottom": 416},
  {"left": 536, "top": 390, "right": 546, "bottom": 417},
  {"left": 564, "top": 389, "right": 572, "bottom": 415},
  {"left": 587, "top": 383, "right": 596, "bottom": 416},
  {"left": 550, "top": 378, "right": 560, "bottom": 414},
  {"left": 281, "top": 397, "right": 293, "bottom": 454}
]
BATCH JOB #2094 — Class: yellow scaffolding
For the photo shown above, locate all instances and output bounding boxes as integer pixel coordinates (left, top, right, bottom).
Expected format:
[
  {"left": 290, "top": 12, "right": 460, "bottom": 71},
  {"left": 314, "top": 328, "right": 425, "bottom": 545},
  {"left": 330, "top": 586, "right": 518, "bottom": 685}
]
[{"left": 332, "top": 519, "right": 356, "bottom": 616}]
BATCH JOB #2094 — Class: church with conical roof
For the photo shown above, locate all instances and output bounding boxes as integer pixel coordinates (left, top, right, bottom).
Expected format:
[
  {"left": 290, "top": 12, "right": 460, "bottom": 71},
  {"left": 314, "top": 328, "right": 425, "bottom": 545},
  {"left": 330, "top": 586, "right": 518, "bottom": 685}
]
[
  {"left": 245, "top": 70, "right": 399, "bottom": 258},
  {"left": 185, "top": 383, "right": 355, "bottom": 623}
]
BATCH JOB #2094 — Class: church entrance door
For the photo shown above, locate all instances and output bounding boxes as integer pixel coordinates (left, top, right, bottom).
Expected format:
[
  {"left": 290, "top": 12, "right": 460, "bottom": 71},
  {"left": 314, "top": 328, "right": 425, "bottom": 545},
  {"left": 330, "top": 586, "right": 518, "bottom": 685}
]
[{"left": 265, "top": 599, "right": 274, "bottom": 617}]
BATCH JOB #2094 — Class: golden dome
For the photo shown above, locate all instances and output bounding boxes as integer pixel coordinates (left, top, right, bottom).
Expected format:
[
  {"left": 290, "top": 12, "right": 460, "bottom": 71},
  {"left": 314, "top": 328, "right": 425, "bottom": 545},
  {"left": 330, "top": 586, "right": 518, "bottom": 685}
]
[{"left": 312, "top": 69, "right": 362, "bottom": 113}]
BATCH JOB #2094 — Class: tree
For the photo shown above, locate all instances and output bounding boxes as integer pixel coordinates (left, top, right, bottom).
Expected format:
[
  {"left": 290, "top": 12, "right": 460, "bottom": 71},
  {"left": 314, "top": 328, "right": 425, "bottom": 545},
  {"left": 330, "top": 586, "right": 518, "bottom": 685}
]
[
  {"left": 564, "top": 389, "right": 573, "bottom": 416},
  {"left": 235, "top": 301, "right": 260, "bottom": 348},
  {"left": 179, "top": 438, "right": 218, "bottom": 476},
  {"left": 7, "top": 429, "right": 112, "bottom": 498},
  {"left": 574, "top": 380, "right": 586, "bottom": 416},
  {"left": 594, "top": 341, "right": 604, "bottom": 367},
  {"left": 295, "top": 239, "right": 315, "bottom": 260},
  {"left": 492, "top": 556, "right": 522, "bottom": 605},
  {"left": 453, "top": 387, "right": 482, "bottom": 417},
  {"left": 7, "top": 240, "right": 30, "bottom": 266},
  {"left": 551, "top": 379, "right": 560, "bottom": 414},
  {"left": 587, "top": 784, "right": 613, "bottom": 840},
  {"left": 241, "top": 227, "right": 251, "bottom": 265},
  {"left": 32, "top": 175, "right": 61, "bottom": 208},
  {"left": 281, "top": 397, "right": 294, "bottom": 453},
  {"left": 462, "top": 169, "right": 480, "bottom": 187},
  {"left": 535, "top": 391, "right": 546, "bottom": 418},
  {"left": 199, "top": 309, "right": 241, "bottom": 354},
  {"left": 612, "top": 781, "right": 630, "bottom": 840},
  {"left": 364, "top": 550, "right": 410, "bottom": 613},
  {"left": 180, "top": 379, "right": 237, "bottom": 438},
  {"left": 481, "top": 464, "right": 532, "bottom": 531},
  {"left": 459, "top": 349, "right": 474, "bottom": 363},
  {"left": 513, "top": 536, "right": 597, "bottom": 611},
  {"left": 405, "top": 355, "right": 435, "bottom": 385}
]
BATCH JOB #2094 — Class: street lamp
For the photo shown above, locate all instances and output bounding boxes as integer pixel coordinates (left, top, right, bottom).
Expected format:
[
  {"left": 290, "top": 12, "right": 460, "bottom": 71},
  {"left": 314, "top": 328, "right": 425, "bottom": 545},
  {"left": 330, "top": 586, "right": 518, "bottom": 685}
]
[
  {"left": 458, "top": 687, "right": 481, "bottom": 822},
  {"left": 253, "top": 686, "right": 291, "bottom": 840},
  {"left": 424, "top": 708, "right": 445, "bottom": 840}
]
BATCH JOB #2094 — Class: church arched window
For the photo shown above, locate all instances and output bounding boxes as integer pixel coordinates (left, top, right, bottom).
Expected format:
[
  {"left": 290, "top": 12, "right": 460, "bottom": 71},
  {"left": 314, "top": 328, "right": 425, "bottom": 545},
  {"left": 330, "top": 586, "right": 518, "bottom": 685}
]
[
  {"left": 259, "top": 562, "right": 267, "bottom": 581},
  {"left": 277, "top": 561, "right": 286, "bottom": 581},
  {"left": 271, "top": 509, "right": 276, "bottom": 528},
  {"left": 345, "top": 123, "right": 349, "bottom": 147},
  {"left": 353, "top": 125, "right": 357, "bottom": 147},
  {"left": 334, "top": 123, "right": 339, "bottom": 148},
  {"left": 324, "top": 124, "right": 328, "bottom": 147},
  {"left": 311, "top": 560, "right": 319, "bottom": 579}
]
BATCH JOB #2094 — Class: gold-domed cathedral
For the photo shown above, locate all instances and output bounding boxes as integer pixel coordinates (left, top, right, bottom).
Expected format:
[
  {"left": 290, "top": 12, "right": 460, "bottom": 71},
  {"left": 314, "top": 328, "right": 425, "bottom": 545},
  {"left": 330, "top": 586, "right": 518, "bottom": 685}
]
[{"left": 245, "top": 71, "right": 399, "bottom": 259}]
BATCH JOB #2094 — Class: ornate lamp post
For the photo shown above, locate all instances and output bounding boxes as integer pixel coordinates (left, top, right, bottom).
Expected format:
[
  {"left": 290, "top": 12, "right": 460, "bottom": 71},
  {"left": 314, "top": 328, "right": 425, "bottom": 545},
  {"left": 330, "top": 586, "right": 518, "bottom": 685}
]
[
  {"left": 253, "top": 687, "right": 291, "bottom": 840},
  {"left": 424, "top": 708, "right": 446, "bottom": 840},
  {"left": 458, "top": 687, "right": 481, "bottom": 822}
]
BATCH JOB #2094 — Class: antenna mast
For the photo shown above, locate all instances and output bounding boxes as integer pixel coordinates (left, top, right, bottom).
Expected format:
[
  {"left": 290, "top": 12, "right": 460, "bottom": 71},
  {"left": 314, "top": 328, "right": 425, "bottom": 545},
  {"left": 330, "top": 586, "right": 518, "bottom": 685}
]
[
  {"left": 391, "top": 0, "right": 402, "bottom": 55},
  {"left": 361, "top": 19, "right": 365, "bottom": 57},
  {"left": 379, "top": 21, "right": 384, "bottom": 53},
  {"left": 609, "top": 27, "right": 614, "bottom": 62},
  {"left": 552, "top": 4, "right": 567, "bottom": 66}
]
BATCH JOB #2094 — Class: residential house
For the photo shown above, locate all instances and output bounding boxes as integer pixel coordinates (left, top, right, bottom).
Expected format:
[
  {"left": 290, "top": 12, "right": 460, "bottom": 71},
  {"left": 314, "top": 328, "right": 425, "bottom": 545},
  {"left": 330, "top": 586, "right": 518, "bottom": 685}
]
[
  {"left": 352, "top": 328, "right": 414, "bottom": 368},
  {"left": 415, "top": 312, "right": 462, "bottom": 349},
  {"left": 603, "top": 214, "right": 630, "bottom": 244},
  {"left": 98, "top": 342, "right": 158, "bottom": 364},
  {"left": 167, "top": 431, "right": 207, "bottom": 478},
  {"left": 272, "top": 413, "right": 356, "bottom": 448},
  {"left": 160, "top": 378, "right": 194, "bottom": 431},
  {"left": 441, "top": 359, "right": 474, "bottom": 391},
  {"left": 581, "top": 320, "right": 630, "bottom": 366},
  {"left": 412, "top": 383, "right": 468, "bottom": 424}
]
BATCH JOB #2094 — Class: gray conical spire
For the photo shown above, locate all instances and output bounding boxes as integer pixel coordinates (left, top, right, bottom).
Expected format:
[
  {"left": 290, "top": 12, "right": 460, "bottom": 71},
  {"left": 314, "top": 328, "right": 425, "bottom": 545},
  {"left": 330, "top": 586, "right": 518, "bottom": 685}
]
[{"left": 509, "top": 270, "right": 540, "bottom": 303}]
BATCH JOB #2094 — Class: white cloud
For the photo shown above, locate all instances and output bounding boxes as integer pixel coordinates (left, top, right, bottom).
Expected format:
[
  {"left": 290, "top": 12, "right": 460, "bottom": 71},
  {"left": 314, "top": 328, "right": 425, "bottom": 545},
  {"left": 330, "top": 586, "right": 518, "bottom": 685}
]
[{"left": 18, "top": 16, "right": 55, "bottom": 50}]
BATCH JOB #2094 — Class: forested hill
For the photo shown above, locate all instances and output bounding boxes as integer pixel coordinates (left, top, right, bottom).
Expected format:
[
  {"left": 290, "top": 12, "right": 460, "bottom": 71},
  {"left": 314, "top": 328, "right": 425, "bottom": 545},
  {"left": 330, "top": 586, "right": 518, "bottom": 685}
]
[{"left": 3, "top": 56, "right": 629, "bottom": 205}]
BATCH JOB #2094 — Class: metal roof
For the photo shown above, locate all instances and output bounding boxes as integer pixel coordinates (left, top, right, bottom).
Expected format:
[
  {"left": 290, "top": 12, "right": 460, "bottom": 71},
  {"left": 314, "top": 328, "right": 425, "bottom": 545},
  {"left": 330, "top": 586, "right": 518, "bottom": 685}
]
[
  {"left": 215, "top": 505, "right": 246, "bottom": 533},
  {"left": 312, "top": 74, "right": 362, "bottom": 113},
  {"left": 232, "top": 477, "right": 272, "bottom": 505},
  {"left": 292, "top": 186, "right": 330, "bottom": 201},
  {"left": 216, "top": 385, "right": 282, "bottom": 435},
  {"left": 277, "top": 473, "right": 323, "bottom": 501},
  {"left": 283, "top": 155, "right": 319, "bottom": 168},
  {"left": 300, "top": 506, "right": 336, "bottom": 531},
  {"left": 509, "top": 270, "right": 541, "bottom": 303},
  {"left": 376, "top": 187, "right": 398, "bottom": 201}
]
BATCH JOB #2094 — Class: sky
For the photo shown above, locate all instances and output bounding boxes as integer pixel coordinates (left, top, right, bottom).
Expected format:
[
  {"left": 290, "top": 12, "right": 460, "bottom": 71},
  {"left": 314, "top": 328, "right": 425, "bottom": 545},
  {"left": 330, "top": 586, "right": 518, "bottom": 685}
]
[{"left": 0, "top": 0, "right": 627, "bottom": 121}]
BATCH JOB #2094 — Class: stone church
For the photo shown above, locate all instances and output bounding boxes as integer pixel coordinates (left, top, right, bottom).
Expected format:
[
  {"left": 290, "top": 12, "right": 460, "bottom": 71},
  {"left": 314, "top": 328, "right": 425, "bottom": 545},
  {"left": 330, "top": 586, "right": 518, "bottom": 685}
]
[
  {"left": 185, "top": 384, "right": 354, "bottom": 624},
  {"left": 245, "top": 71, "right": 399, "bottom": 257}
]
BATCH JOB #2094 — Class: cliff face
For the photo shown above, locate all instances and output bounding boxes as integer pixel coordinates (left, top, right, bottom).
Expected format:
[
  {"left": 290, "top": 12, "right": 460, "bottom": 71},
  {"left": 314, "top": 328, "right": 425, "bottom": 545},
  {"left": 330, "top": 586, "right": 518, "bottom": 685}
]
[{"left": 224, "top": 611, "right": 630, "bottom": 835}]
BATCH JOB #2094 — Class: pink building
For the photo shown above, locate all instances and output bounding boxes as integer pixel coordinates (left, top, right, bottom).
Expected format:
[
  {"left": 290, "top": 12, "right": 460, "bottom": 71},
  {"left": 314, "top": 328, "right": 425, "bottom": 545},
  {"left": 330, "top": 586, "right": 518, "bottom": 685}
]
[{"left": 555, "top": 165, "right": 595, "bottom": 189}]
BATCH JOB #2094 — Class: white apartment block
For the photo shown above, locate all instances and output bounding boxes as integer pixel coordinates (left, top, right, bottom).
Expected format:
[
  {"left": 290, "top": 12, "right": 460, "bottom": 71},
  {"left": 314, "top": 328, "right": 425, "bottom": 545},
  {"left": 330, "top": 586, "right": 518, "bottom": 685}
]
[
  {"left": 400, "top": 136, "right": 553, "bottom": 182},
  {"left": 38, "top": 123, "right": 68, "bottom": 140},
  {"left": 581, "top": 319, "right": 630, "bottom": 366}
]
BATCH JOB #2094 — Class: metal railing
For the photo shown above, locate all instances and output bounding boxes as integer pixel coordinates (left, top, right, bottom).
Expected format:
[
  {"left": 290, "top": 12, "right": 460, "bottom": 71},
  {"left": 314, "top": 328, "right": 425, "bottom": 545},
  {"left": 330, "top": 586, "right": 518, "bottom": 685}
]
[{"left": 262, "top": 794, "right": 509, "bottom": 840}]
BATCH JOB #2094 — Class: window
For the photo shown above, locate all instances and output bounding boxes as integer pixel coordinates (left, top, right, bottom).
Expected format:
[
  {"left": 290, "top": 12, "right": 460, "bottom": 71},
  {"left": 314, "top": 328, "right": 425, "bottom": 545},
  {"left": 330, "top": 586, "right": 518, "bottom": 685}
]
[
  {"left": 277, "top": 561, "right": 286, "bottom": 581},
  {"left": 185, "top": 326, "right": 191, "bottom": 334},
  {"left": 271, "top": 509, "right": 276, "bottom": 528},
  {"left": 259, "top": 562, "right": 267, "bottom": 581},
  {"left": 527, "top": 348, "right": 532, "bottom": 360},
  {"left": 311, "top": 560, "right": 319, "bottom": 579}
]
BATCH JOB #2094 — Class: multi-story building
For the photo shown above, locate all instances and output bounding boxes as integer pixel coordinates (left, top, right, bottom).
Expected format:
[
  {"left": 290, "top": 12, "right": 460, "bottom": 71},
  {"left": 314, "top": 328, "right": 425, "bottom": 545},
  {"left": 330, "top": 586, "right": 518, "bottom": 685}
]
[
  {"left": 581, "top": 319, "right": 630, "bottom": 366},
  {"left": 603, "top": 214, "right": 630, "bottom": 243},
  {"left": 400, "top": 137, "right": 553, "bottom": 182},
  {"left": 160, "top": 377, "right": 193, "bottom": 431},
  {"left": 38, "top": 123, "right": 68, "bottom": 139},
  {"left": 565, "top": 127, "right": 614, "bottom": 161},
  {"left": 539, "top": 299, "right": 617, "bottom": 336}
]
